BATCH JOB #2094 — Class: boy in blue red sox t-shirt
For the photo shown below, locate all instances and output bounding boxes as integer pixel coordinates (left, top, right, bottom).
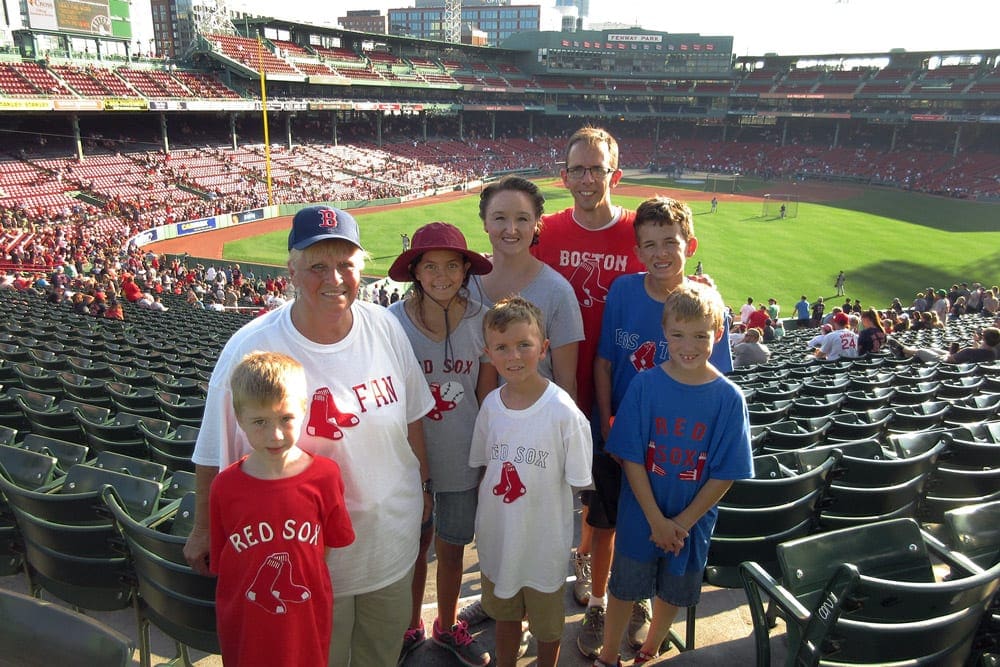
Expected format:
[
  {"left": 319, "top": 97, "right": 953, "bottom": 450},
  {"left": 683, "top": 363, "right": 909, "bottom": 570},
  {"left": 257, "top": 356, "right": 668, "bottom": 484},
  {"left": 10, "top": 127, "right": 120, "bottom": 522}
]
[{"left": 593, "top": 282, "right": 753, "bottom": 666}]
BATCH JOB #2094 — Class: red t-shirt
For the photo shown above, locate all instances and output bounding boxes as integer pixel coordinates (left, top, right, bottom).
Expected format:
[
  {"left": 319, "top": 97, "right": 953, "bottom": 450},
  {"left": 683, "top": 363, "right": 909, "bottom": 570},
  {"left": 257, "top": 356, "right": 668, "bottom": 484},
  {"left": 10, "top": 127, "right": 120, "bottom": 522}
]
[
  {"left": 210, "top": 454, "right": 354, "bottom": 667},
  {"left": 532, "top": 207, "right": 643, "bottom": 416}
]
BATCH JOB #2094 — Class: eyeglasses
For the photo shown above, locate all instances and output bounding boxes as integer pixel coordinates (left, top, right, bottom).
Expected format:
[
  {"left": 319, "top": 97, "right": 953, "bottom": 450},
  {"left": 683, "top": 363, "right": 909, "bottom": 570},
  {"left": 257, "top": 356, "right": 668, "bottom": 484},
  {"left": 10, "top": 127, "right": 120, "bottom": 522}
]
[{"left": 565, "top": 165, "right": 615, "bottom": 180}]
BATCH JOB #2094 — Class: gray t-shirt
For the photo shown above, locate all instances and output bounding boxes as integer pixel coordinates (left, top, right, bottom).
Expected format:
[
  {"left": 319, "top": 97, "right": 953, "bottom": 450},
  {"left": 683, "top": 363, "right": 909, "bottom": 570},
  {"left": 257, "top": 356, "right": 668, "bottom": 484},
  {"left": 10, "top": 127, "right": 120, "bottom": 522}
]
[
  {"left": 389, "top": 298, "right": 490, "bottom": 492},
  {"left": 471, "top": 264, "right": 585, "bottom": 383}
]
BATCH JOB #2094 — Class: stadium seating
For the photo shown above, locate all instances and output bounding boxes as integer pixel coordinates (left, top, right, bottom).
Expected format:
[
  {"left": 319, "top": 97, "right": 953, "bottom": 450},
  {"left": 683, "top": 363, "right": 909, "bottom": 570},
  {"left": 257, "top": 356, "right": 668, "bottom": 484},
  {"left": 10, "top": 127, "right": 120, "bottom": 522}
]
[{"left": 740, "top": 518, "right": 1000, "bottom": 666}]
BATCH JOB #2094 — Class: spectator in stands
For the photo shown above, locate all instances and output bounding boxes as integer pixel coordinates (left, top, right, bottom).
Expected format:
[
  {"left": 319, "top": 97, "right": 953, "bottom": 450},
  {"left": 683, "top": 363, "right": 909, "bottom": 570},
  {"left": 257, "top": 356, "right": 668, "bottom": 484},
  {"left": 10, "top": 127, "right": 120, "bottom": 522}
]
[
  {"left": 733, "top": 327, "right": 771, "bottom": 367},
  {"left": 527, "top": 126, "right": 647, "bottom": 659},
  {"left": 815, "top": 312, "right": 858, "bottom": 361},
  {"left": 857, "top": 309, "right": 887, "bottom": 355},
  {"left": 104, "top": 295, "right": 124, "bottom": 320},
  {"left": 925, "top": 310, "right": 945, "bottom": 329},
  {"left": 810, "top": 297, "right": 825, "bottom": 327},
  {"left": 739, "top": 297, "right": 755, "bottom": 325},
  {"left": 950, "top": 295, "right": 967, "bottom": 320},
  {"left": 794, "top": 295, "right": 811, "bottom": 328},
  {"left": 386, "top": 223, "right": 494, "bottom": 667},
  {"left": 891, "top": 327, "right": 1000, "bottom": 364},
  {"left": 747, "top": 303, "right": 770, "bottom": 332},
  {"left": 472, "top": 176, "right": 583, "bottom": 400},
  {"left": 912, "top": 292, "right": 928, "bottom": 312},
  {"left": 185, "top": 206, "right": 435, "bottom": 667},
  {"left": 983, "top": 287, "right": 999, "bottom": 316},
  {"left": 931, "top": 289, "right": 950, "bottom": 323}
]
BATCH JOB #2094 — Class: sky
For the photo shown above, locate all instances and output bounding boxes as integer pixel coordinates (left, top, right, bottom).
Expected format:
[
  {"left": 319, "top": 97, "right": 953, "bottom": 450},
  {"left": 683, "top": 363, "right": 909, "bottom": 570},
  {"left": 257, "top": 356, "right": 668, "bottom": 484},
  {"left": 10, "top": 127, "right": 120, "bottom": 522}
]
[{"left": 131, "top": 0, "right": 998, "bottom": 58}]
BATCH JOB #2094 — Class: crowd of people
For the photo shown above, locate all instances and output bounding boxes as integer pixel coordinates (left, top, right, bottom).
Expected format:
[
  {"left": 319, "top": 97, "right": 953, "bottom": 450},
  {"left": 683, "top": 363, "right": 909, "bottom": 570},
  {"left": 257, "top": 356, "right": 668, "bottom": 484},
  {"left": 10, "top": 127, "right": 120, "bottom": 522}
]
[
  {"left": 167, "top": 127, "right": 758, "bottom": 667},
  {"left": 2, "top": 123, "right": 996, "bottom": 667}
]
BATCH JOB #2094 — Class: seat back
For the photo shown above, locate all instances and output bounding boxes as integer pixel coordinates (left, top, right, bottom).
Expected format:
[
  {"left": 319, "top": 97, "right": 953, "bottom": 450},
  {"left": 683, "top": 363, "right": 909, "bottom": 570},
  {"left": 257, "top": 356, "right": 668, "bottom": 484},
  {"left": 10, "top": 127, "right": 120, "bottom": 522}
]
[
  {"left": 93, "top": 450, "right": 168, "bottom": 483},
  {"left": 779, "top": 519, "right": 937, "bottom": 609},
  {"left": 0, "top": 588, "right": 133, "bottom": 667},
  {"left": 788, "top": 562, "right": 995, "bottom": 665},
  {"left": 0, "top": 444, "right": 58, "bottom": 489},
  {"left": 101, "top": 487, "right": 219, "bottom": 662},
  {"left": 20, "top": 433, "right": 89, "bottom": 472},
  {"left": 722, "top": 452, "right": 839, "bottom": 508},
  {"left": 942, "top": 500, "right": 1000, "bottom": 569}
]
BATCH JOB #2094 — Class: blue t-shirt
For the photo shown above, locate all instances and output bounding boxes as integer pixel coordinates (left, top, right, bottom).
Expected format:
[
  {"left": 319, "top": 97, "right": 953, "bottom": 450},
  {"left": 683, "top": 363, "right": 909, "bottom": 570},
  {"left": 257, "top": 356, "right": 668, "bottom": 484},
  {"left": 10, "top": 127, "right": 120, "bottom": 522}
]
[
  {"left": 795, "top": 300, "right": 811, "bottom": 320},
  {"left": 606, "top": 368, "right": 753, "bottom": 573},
  {"left": 598, "top": 273, "right": 733, "bottom": 415}
]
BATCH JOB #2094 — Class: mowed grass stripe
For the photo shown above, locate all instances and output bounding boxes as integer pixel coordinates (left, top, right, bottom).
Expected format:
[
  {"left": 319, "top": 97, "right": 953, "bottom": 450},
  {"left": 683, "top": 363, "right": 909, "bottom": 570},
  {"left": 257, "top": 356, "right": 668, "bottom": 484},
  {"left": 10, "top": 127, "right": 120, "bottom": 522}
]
[{"left": 223, "top": 184, "right": 1000, "bottom": 312}]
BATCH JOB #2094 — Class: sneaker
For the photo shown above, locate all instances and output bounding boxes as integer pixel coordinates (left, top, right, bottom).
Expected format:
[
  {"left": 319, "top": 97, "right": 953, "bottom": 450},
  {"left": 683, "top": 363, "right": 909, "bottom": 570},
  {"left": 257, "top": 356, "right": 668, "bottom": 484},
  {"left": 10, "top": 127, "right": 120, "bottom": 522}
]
[
  {"left": 397, "top": 620, "right": 425, "bottom": 666},
  {"left": 572, "top": 550, "right": 592, "bottom": 606},
  {"left": 577, "top": 605, "right": 606, "bottom": 658},
  {"left": 626, "top": 599, "right": 651, "bottom": 650},
  {"left": 632, "top": 649, "right": 658, "bottom": 665},
  {"left": 432, "top": 618, "right": 491, "bottom": 667},
  {"left": 517, "top": 623, "right": 531, "bottom": 659},
  {"left": 456, "top": 599, "right": 490, "bottom": 627},
  {"left": 592, "top": 659, "right": 622, "bottom": 667}
]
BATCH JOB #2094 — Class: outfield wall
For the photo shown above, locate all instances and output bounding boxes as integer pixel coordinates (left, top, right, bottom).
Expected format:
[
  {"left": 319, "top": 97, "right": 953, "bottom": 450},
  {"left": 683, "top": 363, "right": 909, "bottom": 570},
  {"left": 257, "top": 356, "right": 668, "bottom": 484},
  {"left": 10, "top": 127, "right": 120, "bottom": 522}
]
[{"left": 130, "top": 180, "right": 486, "bottom": 251}]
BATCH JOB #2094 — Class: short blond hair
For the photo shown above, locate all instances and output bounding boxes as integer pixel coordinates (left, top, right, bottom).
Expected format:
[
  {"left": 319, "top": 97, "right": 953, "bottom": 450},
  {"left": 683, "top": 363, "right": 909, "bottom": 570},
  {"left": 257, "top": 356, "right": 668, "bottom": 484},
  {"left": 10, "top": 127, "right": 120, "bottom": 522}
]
[
  {"left": 230, "top": 351, "right": 307, "bottom": 415},
  {"left": 661, "top": 282, "right": 726, "bottom": 332},
  {"left": 483, "top": 295, "right": 545, "bottom": 340}
]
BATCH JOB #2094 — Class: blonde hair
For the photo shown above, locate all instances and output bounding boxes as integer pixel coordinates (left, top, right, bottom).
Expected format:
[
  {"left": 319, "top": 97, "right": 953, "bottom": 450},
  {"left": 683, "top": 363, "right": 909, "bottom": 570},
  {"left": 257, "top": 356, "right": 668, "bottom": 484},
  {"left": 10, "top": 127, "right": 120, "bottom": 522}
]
[
  {"left": 230, "top": 351, "right": 307, "bottom": 415},
  {"left": 661, "top": 282, "right": 726, "bottom": 332},
  {"left": 483, "top": 295, "right": 545, "bottom": 339}
]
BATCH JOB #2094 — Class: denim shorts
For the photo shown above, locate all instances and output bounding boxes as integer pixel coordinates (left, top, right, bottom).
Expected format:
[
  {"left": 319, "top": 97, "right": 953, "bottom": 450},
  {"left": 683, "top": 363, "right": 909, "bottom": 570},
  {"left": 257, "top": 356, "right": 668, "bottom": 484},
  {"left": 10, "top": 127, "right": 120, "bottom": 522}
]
[
  {"left": 434, "top": 487, "right": 478, "bottom": 545},
  {"left": 608, "top": 551, "right": 704, "bottom": 607}
]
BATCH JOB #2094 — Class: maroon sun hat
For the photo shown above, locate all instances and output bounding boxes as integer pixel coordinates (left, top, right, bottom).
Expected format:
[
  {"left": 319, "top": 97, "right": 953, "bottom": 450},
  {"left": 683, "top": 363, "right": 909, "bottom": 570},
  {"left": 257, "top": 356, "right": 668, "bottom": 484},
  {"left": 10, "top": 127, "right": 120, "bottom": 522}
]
[{"left": 388, "top": 222, "right": 492, "bottom": 282}]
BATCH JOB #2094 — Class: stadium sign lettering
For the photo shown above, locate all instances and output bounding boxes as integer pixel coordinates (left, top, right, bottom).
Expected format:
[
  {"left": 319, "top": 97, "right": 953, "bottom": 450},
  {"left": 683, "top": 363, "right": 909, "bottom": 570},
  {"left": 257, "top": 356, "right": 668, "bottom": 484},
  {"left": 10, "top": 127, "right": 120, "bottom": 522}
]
[
  {"left": 558, "top": 251, "right": 628, "bottom": 273},
  {"left": 608, "top": 34, "right": 662, "bottom": 43}
]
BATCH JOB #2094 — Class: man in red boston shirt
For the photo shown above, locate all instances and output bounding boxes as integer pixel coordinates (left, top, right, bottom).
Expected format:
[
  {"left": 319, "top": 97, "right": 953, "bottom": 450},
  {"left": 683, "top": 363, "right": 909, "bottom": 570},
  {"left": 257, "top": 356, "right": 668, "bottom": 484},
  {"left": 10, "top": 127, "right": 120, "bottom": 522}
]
[{"left": 532, "top": 126, "right": 647, "bottom": 658}]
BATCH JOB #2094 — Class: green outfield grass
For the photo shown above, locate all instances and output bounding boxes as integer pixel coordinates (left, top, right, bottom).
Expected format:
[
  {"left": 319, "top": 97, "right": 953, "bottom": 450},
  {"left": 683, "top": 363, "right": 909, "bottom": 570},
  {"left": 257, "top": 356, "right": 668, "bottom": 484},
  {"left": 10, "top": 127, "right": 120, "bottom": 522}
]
[{"left": 222, "top": 181, "right": 1000, "bottom": 313}]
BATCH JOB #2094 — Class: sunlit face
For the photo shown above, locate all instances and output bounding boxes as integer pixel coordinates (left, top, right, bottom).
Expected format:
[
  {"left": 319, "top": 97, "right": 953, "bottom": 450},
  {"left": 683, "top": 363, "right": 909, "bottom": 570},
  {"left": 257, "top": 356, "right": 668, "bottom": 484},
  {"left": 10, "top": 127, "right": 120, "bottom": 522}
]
[
  {"left": 287, "top": 241, "right": 363, "bottom": 318},
  {"left": 482, "top": 189, "right": 539, "bottom": 258},
  {"left": 663, "top": 313, "right": 722, "bottom": 379},
  {"left": 412, "top": 249, "right": 468, "bottom": 302},
  {"left": 635, "top": 223, "right": 697, "bottom": 284},
  {"left": 560, "top": 141, "right": 622, "bottom": 213},
  {"left": 236, "top": 392, "right": 307, "bottom": 462},
  {"left": 483, "top": 320, "right": 549, "bottom": 387}
]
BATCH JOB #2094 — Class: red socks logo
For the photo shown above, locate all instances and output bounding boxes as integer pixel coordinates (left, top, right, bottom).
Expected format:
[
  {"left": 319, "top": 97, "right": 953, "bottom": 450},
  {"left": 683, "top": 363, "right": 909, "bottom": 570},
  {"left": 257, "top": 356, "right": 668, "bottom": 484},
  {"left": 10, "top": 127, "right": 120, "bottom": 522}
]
[
  {"left": 426, "top": 381, "right": 464, "bottom": 421},
  {"left": 568, "top": 259, "right": 608, "bottom": 308},
  {"left": 245, "top": 552, "right": 311, "bottom": 615},
  {"left": 631, "top": 341, "right": 657, "bottom": 372},
  {"left": 492, "top": 461, "right": 526, "bottom": 503},
  {"left": 306, "top": 388, "right": 360, "bottom": 440}
]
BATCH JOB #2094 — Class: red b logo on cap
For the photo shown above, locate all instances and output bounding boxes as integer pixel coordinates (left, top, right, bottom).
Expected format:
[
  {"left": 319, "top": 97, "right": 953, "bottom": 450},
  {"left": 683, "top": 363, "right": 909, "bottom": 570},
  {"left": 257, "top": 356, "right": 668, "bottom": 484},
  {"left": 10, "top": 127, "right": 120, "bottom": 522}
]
[{"left": 318, "top": 208, "right": 339, "bottom": 228}]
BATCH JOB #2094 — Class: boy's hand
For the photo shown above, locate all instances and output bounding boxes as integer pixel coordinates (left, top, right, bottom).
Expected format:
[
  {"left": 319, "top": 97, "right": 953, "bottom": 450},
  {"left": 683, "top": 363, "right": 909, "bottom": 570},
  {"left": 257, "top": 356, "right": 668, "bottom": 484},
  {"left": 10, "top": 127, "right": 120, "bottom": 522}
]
[{"left": 649, "top": 515, "right": 688, "bottom": 556}]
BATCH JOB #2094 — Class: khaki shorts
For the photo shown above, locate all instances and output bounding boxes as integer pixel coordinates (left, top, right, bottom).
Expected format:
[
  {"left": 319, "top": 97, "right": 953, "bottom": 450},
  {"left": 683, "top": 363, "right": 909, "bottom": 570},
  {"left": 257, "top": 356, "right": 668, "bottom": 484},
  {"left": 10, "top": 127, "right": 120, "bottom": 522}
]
[{"left": 480, "top": 575, "right": 565, "bottom": 643}]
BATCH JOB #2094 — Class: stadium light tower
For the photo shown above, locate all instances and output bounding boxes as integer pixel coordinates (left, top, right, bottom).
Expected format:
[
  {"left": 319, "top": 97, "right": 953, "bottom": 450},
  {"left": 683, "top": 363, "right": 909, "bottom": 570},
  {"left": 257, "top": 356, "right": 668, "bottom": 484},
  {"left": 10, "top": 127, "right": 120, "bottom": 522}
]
[{"left": 443, "top": 0, "right": 461, "bottom": 43}]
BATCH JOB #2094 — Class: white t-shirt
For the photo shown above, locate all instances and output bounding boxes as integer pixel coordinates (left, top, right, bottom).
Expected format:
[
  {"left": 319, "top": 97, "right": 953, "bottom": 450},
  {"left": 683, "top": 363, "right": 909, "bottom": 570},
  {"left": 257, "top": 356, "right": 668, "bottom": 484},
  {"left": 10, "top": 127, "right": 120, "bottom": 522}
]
[
  {"left": 191, "top": 300, "right": 435, "bottom": 596},
  {"left": 820, "top": 328, "right": 859, "bottom": 360},
  {"left": 469, "top": 382, "right": 593, "bottom": 597}
]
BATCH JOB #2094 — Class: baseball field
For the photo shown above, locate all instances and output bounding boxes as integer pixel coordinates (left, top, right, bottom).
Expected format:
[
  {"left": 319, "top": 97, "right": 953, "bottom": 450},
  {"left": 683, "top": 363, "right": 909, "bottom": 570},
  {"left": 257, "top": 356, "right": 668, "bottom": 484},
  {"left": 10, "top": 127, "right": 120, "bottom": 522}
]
[{"left": 153, "top": 176, "right": 1000, "bottom": 311}]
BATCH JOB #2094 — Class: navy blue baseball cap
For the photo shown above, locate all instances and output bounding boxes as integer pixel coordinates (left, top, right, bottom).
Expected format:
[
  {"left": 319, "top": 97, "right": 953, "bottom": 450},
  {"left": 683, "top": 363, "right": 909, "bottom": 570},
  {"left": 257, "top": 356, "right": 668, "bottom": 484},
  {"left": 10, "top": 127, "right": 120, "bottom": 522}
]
[{"left": 288, "top": 205, "right": 364, "bottom": 252}]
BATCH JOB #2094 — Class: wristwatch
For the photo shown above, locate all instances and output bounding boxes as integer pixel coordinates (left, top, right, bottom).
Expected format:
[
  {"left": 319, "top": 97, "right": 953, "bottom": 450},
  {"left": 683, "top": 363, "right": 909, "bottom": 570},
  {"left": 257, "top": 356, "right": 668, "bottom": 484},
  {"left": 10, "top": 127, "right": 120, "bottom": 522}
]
[{"left": 421, "top": 479, "right": 433, "bottom": 494}]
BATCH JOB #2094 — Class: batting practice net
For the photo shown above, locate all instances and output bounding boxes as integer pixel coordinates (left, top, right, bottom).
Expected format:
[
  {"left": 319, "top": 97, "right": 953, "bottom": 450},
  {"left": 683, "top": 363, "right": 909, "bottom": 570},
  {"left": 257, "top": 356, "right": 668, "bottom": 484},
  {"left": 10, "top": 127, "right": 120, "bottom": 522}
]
[{"left": 762, "top": 194, "right": 800, "bottom": 218}]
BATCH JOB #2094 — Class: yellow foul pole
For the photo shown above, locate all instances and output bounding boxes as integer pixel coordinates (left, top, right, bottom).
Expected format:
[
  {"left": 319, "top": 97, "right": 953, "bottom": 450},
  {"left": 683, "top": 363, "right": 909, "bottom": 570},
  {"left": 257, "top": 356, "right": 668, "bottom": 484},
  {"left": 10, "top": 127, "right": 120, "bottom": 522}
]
[{"left": 257, "top": 34, "right": 274, "bottom": 207}]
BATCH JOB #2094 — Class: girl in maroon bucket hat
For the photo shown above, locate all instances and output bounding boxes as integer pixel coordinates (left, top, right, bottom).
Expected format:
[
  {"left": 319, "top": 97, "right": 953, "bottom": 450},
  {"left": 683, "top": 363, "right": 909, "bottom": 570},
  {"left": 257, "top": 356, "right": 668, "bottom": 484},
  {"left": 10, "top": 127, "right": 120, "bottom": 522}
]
[{"left": 387, "top": 222, "right": 496, "bottom": 666}]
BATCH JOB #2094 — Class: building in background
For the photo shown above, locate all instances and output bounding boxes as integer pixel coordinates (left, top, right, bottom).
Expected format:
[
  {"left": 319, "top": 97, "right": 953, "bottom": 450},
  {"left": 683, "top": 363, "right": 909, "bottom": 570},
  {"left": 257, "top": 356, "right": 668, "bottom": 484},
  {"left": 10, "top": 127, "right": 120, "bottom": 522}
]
[
  {"left": 388, "top": 1, "right": 541, "bottom": 46},
  {"left": 338, "top": 10, "right": 388, "bottom": 35}
]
